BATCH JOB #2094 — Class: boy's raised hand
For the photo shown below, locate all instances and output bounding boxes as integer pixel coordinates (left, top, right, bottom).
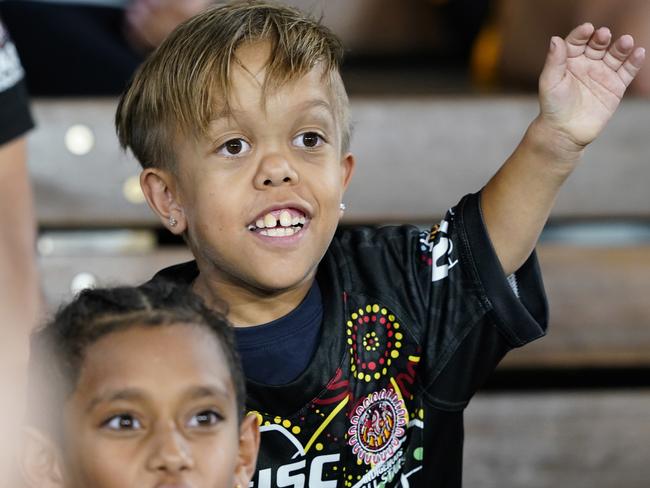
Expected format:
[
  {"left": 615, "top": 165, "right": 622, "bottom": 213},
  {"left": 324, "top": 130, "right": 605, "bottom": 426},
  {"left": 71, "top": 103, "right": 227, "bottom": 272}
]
[
  {"left": 538, "top": 23, "right": 646, "bottom": 151},
  {"left": 482, "top": 23, "right": 645, "bottom": 276}
]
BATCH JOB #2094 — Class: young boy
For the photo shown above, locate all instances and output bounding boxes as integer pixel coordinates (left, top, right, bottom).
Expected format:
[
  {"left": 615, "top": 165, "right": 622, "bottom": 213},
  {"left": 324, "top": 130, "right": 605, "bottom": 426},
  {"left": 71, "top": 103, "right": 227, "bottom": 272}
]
[
  {"left": 115, "top": 2, "right": 645, "bottom": 486},
  {"left": 21, "top": 282, "right": 259, "bottom": 488}
]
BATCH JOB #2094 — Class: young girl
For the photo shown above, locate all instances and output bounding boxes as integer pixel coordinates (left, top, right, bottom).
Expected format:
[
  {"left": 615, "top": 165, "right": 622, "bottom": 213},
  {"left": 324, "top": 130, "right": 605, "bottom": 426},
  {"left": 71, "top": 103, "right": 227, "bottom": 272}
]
[{"left": 21, "top": 281, "right": 259, "bottom": 488}]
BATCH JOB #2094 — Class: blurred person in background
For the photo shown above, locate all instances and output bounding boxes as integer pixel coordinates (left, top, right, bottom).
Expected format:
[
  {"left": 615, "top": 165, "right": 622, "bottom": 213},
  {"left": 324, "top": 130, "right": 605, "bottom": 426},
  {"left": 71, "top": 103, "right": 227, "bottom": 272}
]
[
  {"left": 286, "top": 0, "right": 491, "bottom": 94},
  {"left": 0, "top": 0, "right": 214, "bottom": 95},
  {"left": 496, "top": 0, "right": 650, "bottom": 96},
  {"left": 1, "top": 0, "right": 492, "bottom": 96},
  {"left": 289, "top": 0, "right": 489, "bottom": 68},
  {"left": 0, "top": 15, "right": 39, "bottom": 483}
]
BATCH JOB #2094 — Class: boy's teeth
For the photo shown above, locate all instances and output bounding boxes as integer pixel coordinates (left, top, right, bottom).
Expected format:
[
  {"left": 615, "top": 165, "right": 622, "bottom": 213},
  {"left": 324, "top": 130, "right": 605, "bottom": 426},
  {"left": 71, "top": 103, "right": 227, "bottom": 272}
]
[
  {"left": 260, "top": 227, "right": 298, "bottom": 237},
  {"left": 255, "top": 209, "right": 307, "bottom": 230},
  {"left": 279, "top": 210, "right": 292, "bottom": 227},
  {"left": 261, "top": 227, "right": 297, "bottom": 237},
  {"left": 264, "top": 213, "right": 277, "bottom": 228}
]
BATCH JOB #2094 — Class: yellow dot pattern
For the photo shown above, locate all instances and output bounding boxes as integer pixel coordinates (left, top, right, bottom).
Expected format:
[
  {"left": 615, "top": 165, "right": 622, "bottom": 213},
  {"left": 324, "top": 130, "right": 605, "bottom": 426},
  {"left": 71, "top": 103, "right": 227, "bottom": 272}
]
[
  {"left": 346, "top": 304, "right": 404, "bottom": 382},
  {"left": 244, "top": 413, "right": 304, "bottom": 438}
]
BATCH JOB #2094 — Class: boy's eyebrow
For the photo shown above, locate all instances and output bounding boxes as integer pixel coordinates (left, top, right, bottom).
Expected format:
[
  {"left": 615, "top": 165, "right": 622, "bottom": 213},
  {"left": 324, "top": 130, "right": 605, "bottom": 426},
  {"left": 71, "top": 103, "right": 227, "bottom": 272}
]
[
  {"left": 295, "top": 98, "right": 335, "bottom": 117},
  {"left": 211, "top": 98, "right": 335, "bottom": 122}
]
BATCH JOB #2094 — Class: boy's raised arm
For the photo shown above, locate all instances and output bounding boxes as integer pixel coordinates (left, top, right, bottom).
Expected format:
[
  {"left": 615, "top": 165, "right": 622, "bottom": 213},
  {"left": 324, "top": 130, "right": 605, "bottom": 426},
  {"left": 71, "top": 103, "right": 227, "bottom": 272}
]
[{"left": 481, "top": 23, "right": 646, "bottom": 276}]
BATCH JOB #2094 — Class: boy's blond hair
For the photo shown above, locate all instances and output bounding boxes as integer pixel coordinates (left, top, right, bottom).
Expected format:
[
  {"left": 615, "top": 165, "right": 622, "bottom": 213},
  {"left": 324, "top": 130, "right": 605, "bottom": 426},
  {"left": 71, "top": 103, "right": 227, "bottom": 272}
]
[{"left": 116, "top": 1, "right": 350, "bottom": 172}]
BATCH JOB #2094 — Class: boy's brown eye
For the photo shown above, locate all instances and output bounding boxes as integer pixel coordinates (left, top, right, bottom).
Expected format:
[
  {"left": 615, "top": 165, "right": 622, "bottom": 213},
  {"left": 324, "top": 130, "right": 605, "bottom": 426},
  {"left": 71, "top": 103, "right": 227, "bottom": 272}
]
[
  {"left": 217, "top": 138, "right": 251, "bottom": 157},
  {"left": 302, "top": 132, "right": 320, "bottom": 147},
  {"left": 293, "top": 132, "right": 323, "bottom": 149},
  {"left": 226, "top": 139, "right": 243, "bottom": 154}
]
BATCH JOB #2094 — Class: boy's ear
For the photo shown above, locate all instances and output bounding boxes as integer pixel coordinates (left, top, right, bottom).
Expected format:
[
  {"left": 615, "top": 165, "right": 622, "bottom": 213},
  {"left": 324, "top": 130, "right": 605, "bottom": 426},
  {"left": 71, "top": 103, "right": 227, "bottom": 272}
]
[
  {"left": 340, "top": 152, "right": 355, "bottom": 191},
  {"left": 234, "top": 413, "right": 260, "bottom": 487},
  {"left": 20, "top": 427, "right": 64, "bottom": 488},
  {"left": 140, "top": 168, "right": 187, "bottom": 234}
]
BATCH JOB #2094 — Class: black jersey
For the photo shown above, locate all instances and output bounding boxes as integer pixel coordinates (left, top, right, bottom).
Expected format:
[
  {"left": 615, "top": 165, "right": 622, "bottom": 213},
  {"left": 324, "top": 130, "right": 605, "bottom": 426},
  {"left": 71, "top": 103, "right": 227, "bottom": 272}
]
[
  {"left": 149, "top": 192, "right": 548, "bottom": 487},
  {"left": 0, "top": 18, "right": 33, "bottom": 144}
]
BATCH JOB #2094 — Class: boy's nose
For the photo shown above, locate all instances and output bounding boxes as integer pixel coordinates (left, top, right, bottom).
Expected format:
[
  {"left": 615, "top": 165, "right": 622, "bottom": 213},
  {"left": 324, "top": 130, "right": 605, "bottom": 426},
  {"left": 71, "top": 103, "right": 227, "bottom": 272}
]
[
  {"left": 254, "top": 153, "right": 299, "bottom": 188},
  {"left": 145, "top": 427, "right": 195, "bottom": 473}
]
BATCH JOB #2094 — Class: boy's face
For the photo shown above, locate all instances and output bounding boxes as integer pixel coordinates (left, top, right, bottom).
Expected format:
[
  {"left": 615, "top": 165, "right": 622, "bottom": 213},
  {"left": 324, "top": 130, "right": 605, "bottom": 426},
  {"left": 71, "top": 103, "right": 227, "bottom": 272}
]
[
  {"left": 57, "top": 325, "right": 257, "bottom": 488},
  {"left": 157, "top": 42, "right": 354, "bottom": 298}
]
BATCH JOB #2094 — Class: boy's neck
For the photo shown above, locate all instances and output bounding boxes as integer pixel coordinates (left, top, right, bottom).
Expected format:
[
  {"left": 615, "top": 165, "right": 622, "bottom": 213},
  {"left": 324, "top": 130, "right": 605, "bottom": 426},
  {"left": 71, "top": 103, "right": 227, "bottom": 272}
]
[{"left": 192, "top": 272, "right": 315, "bottom": 327}]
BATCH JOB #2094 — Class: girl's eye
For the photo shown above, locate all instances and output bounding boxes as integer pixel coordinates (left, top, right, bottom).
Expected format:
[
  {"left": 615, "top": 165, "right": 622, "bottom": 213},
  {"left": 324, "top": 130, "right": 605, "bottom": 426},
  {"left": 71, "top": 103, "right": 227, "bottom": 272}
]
[
  {"left": 217, "top": 138, "right": 251, "bottom": 156},
  {"left": 293, "top": 132, "right": 324, "bottom": 149},
  {"left": 187, "top": 410, "right": 222, "bottom": 428},
  {"left": 103, "top": 414, "right": 142, "bottom": 431}
]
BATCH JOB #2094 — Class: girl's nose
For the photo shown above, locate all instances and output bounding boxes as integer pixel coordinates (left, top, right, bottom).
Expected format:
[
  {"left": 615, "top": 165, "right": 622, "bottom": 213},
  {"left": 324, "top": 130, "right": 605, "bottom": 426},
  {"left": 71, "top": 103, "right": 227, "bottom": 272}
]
[{"left": 145, "top": 426, "right": 195, "bottom": 473}]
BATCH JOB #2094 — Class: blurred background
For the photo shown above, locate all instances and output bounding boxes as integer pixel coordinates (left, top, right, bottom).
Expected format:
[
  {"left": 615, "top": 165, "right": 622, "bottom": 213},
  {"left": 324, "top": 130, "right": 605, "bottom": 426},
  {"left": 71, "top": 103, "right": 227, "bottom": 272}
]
[{"left": 1, "top": 0, "right": 649, "bottom": 486}]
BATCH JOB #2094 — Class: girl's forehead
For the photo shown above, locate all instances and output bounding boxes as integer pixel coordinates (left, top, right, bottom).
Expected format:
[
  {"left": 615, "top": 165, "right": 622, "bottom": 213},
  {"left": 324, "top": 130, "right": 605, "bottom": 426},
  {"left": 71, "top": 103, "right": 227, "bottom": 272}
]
[{"left": 71, "top": 325, "right": 235, "bottom": 408}]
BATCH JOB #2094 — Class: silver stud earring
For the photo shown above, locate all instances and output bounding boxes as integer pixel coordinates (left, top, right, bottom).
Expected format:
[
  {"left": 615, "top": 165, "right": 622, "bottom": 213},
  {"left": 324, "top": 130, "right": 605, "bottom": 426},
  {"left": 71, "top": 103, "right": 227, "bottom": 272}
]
[
  {"left": 339, "top": 203, "right": 346, "bottom": 211},
  {"left": 169, "top": 216, "right": 178, "bottom": 227}
]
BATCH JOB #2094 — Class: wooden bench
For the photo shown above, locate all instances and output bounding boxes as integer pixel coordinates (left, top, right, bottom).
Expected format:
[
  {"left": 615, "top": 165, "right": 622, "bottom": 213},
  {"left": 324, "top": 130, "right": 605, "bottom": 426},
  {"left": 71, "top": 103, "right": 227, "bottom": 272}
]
[
  {"left": 464, "top": 390, "right": 650, "bottom": 488},
  {"left": 29, "top": 97, "right": 650, "bottom": 226}
]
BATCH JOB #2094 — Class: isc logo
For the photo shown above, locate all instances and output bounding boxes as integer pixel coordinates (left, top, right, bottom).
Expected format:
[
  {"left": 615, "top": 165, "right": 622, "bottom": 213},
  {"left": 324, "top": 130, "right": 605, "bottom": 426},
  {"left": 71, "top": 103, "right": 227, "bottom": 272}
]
[{"left": 251, "top": 453, "right": 340, "bottom": 488}]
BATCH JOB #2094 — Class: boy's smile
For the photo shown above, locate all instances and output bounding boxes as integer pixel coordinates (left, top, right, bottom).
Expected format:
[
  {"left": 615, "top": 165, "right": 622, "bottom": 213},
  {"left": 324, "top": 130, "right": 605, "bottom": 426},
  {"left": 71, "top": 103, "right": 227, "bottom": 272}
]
[
  {"left": 144, "top": 41, "right": 354, "bottom": 325},
  {"left": 247, "top": 207, "right": 308, "bottom": 239}
]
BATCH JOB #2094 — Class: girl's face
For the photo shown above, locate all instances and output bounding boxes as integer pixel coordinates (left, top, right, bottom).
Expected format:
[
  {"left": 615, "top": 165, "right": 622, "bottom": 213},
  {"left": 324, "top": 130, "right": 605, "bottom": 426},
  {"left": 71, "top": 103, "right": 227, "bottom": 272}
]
[{"left": 59, "top": 324, "right": 258, "bottom": 488}]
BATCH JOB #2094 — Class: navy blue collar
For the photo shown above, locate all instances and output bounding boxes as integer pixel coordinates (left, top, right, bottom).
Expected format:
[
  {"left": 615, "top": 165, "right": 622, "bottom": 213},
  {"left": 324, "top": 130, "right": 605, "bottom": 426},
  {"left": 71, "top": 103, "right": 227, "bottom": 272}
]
[{"left": 234, "top": 281, "right": 323, "bottom": 385}]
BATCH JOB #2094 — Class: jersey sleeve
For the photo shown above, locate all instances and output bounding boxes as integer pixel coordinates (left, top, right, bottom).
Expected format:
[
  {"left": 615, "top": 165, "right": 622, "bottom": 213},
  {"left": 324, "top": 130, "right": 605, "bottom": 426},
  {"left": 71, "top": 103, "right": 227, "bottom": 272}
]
[
  {"left": 0, "top": 18, "right": 34, "bottom": 145},
  {"left": 414, "top": 191, "right": 548, "bottom": 408}
]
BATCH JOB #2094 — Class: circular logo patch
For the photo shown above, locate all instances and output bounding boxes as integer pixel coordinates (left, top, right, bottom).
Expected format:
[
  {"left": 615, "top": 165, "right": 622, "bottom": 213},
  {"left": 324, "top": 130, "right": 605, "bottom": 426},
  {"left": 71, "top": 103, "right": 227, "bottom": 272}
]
[{"left": 348, "top": 388, "right": 407, "bottom": 465}]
